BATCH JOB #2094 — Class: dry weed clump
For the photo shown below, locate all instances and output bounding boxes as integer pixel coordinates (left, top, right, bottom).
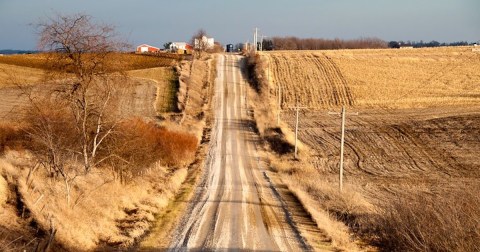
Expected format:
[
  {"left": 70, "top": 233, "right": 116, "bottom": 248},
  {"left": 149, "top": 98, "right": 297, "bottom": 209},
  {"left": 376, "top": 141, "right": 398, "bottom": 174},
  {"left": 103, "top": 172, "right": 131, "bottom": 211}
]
[
  {"left": 115, "top": 118, "right": 198, "bottom": 169},
  {"left": 0, "top": 123, "right": 28, "bottom": 153},
  {"left": 364, "top": 190, "right": 480, "bottom": 252},
  {"left": 0, "top": 173, "right": 7, "bottom": 206}
]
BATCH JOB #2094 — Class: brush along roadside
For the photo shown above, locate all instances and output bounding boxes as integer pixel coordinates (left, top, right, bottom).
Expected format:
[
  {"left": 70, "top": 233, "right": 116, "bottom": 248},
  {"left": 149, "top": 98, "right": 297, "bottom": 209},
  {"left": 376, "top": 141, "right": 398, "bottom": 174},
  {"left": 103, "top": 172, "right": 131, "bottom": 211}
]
[
  {"left": 244, "top": 52, "right": 368, "bottom": 251},
  {"left": 138, "top": 55, "right": 217, "bottom": 249},
  {"left": 0, "top": 115, "right": 198, "bottom": 250}
]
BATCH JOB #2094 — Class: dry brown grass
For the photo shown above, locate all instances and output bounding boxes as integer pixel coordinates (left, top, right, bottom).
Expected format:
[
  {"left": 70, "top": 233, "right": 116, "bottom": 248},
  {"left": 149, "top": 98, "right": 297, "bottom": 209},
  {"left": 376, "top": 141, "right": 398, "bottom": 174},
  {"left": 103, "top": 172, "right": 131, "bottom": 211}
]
[
  {"left": 128, "top": 67, "right": 178, "bottom": 113},
  {"left": 115, "top": 118, "right": 198, "bottom": 168},
  {"left": 0, "top": 63, "right": 44, "bottom": 87},
  {"left": 269, "top": 158, "right": 370, "bottom": 251},
  {"left": 0, "top": 53, "right": 179, "bottom": 72},
  {"left": 0, "top": 149, "right": 189, "bottom": 250},
  {"left": 0, "top": 171, "right": 7, "bottom": 207},
  {"left": 0, "top": 123, "right": 28, "bottom": 153},
  {"left": 364, "top": 189, "right": 480, "bottom": 251},
  {"left": 0, "top": 105, "right": 198, "bottom": 250},
  {"left": 173, "top": 56, "right": 216, "bottom": 139},
  {"left": 114, "top": 53, "right": 179, "bottom": 70},
  {"left": 0, "top": 54, "right": 49, "bottom": 70},
  {"left": 0, "top": 50, "right": 205, "bottom": 250},
  {"left": 261, "top": 46, "right": 480, "bottom": 109}
]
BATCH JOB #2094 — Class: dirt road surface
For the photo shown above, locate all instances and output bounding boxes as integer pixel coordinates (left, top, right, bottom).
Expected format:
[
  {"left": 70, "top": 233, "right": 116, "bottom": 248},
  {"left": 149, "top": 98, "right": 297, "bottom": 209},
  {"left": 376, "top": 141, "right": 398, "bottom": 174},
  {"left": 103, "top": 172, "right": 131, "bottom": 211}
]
[{"left": 168, "top": 54, "right": 320, "bottom": 251}]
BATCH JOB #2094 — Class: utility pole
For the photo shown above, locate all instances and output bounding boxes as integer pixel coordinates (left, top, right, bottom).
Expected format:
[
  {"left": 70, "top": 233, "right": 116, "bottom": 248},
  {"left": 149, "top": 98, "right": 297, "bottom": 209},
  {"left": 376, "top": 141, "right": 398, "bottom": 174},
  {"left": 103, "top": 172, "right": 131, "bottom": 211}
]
[
  {"left": 277, "top": 85, "right": 281, "bottom": 126},
  {"left": 253, "top": 28, "right": 258, "bottom": 53},
  {"left": 289, "top": 104, "right": 307, "bottom": 159},
  {"left": 328, "top": 106, "right": 358, "bottom": 192},
  {"left": 294, "top": 106, "right": 300, "bottom": 159},
  {"left": 244, "top": 80, "right": 248, "bottom": 115},
  {"left": 259, "top": 35, "right": 263, "bottom": 51},
  {"left": 260, "top": 35, "right": 265, "bottom": 51}
]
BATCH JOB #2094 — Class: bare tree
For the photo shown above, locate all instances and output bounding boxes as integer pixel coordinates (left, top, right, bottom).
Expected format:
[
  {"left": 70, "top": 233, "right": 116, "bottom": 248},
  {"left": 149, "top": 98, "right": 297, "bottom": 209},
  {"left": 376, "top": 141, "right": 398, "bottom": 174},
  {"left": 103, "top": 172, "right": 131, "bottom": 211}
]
[
  {"left": 33, "top": 13, "right": 130, "bottom": 174},
  {"left": 191, "top": 29, "right": 210, "bottom": 58}
]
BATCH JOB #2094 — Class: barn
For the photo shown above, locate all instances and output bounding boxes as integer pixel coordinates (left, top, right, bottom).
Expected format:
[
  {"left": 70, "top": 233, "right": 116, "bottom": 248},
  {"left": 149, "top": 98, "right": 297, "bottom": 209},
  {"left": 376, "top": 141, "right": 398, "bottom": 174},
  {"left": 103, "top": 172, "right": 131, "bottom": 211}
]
[{"left": 136, "top": 44, "right": 160, "bottom": 53}]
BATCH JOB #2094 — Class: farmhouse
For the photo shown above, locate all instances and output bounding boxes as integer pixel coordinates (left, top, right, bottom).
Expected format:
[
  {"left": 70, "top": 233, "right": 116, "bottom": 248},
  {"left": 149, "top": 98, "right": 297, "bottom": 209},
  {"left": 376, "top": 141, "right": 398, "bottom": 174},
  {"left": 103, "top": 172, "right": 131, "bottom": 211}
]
[
  {"left": 136, "top": 44, "right": 160, "bottom": 53},
  {"left": 194, "top": 36, "right": 215, "bottom": 50},
  {"left": 170, "top": 42, "right": 193, "bottom": 54}
]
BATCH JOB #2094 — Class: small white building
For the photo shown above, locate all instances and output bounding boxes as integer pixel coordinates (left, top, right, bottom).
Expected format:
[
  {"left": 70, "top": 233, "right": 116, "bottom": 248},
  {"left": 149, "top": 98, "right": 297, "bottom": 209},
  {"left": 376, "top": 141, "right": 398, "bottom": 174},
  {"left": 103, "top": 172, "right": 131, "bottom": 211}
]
[
  {"left": 170, "top": 42, "right": 190, "bottom": 51},
  {"left": 194, "top": 36, "right": 215, "bottom": 50},
  {"left": 170, "top": 42, "right": 193, "bottom": 54}
]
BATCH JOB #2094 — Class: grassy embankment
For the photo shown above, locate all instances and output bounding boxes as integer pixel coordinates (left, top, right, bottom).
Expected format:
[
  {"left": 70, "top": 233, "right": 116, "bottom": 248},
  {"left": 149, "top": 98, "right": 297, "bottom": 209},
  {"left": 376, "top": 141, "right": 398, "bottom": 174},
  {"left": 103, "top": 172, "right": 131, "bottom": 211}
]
[{"left": 0, "top": 52, "right": 213, "bottom": 251}]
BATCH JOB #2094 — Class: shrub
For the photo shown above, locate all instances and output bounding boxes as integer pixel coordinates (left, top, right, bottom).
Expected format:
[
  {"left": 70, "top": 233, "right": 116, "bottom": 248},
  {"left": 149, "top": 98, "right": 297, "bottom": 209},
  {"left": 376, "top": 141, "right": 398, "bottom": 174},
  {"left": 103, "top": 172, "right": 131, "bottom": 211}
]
[
  {"left": 113, "top": 118, "right": 198, "bottom": 172},
  {"left": 0, "top": 123, "right": 28, "bottom": 153},
  {"left": 364, "top": 190, "right": 480, "bottom": 251}
]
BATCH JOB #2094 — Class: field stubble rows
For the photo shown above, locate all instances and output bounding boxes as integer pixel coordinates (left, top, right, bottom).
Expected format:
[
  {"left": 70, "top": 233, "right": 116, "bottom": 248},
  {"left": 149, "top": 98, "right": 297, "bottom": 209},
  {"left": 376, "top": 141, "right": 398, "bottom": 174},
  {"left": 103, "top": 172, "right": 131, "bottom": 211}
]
[{"left": 263, "top": 47, "right": 480, "bottom": 109}]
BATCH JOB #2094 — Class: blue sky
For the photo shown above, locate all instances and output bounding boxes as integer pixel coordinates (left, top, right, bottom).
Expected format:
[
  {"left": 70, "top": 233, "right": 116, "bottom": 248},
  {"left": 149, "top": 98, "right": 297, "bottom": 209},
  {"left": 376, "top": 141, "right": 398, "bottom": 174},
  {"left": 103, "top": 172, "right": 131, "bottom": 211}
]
[{"left": 0, "top": 0, "right": 479, "bottom": 50}]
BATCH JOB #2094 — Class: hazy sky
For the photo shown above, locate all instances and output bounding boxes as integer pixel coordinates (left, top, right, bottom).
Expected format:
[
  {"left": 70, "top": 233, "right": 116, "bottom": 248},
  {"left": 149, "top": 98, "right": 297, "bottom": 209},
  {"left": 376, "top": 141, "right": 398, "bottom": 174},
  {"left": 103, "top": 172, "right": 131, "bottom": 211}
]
[{"left": 0, "top": 0, "right": 479, "bottom": 50}]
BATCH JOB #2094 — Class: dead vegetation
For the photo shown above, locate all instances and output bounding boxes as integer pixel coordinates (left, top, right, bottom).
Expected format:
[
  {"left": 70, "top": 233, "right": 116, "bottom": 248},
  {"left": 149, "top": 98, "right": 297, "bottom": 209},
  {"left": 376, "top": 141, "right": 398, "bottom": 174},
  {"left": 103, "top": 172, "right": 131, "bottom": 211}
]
[
  {"left": 247, "top": 47, "right": 480, "bottom": 251},
  {"left": 0, "top": 63, "right": 44, "bottom": 87},
  {"left": 0, "top": 152, "right": 189, "bottom": 251},
  {"left": 128, "top": 67, "right": 179, "bottom": 113},
  {"left": 0, "top": 13, "right": 205, "bottom": 251},
  {"left": 0, "top": 52, "right": 179, "bottom": 72},
  {"left": 366, "top": 189, "right": 480, "bottom": 251}
]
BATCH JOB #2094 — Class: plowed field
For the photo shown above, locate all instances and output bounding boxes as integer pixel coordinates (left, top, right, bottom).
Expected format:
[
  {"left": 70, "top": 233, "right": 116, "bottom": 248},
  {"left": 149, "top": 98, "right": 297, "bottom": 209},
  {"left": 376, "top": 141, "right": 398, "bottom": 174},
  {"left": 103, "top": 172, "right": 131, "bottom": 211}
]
[{"left": 281, "top": 106, "right": 480, "bottom": 201}]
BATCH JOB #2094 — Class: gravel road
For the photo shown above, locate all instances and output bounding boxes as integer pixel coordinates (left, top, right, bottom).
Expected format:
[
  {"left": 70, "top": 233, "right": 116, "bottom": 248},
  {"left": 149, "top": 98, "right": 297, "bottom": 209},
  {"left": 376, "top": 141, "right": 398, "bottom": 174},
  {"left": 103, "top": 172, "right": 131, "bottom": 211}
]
[{"left": 168, "top": 54, "right": 313, "bottom": 251}]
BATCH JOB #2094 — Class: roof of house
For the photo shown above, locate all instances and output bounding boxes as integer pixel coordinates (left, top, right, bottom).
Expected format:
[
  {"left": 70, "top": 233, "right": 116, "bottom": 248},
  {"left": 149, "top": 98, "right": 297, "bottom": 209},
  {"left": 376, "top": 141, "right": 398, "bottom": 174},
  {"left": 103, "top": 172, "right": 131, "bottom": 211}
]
[{"left": 136, "top": 44, "right": 160, "bottom": 49}]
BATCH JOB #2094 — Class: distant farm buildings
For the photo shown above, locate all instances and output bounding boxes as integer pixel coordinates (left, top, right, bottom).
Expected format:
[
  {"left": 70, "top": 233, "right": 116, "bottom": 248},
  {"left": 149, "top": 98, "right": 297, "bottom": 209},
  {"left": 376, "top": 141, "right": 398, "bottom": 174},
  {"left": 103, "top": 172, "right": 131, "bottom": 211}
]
[
  {"left": 136, "top": 44, "right": 160, "bottom": 53},
  {"left": 194, "top": 36, "right": 215, "bottom": 50},
  {"left": 170, "top": 42, "right": 194, "bottom": 54},
  {"left": 136, "top": 36, "right": 216, "bottom": 55}
]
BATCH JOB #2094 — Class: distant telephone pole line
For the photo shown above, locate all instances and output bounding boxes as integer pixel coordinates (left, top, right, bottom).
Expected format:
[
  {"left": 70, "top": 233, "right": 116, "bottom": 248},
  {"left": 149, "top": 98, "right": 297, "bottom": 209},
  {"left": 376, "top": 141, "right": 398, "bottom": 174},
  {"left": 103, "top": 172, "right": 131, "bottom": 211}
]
[
  {"left": 253, "top": 28, "right": 258, "bottom": 53},
  {"left": 328, "top": 106, "right": 358, "bottom": 192}
]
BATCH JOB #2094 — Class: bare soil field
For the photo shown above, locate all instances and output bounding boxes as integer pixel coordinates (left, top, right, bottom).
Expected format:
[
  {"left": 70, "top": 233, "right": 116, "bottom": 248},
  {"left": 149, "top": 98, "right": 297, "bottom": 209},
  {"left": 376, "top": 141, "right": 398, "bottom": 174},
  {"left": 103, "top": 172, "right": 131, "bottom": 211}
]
[
  {"left": 281, "top": 106, "right": 480, "bottom": 197},
  {"left": 253, "top": 47, "right": 480, "bottom": 250}
]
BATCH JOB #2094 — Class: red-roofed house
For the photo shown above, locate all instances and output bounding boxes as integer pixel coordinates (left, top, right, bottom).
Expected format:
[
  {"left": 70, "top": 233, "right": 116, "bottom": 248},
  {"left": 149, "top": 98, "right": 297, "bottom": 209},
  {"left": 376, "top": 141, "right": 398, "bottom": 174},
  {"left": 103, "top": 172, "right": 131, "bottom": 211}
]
[{"left": 136, "top": 44, "right": 160, "bottom": 53}]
